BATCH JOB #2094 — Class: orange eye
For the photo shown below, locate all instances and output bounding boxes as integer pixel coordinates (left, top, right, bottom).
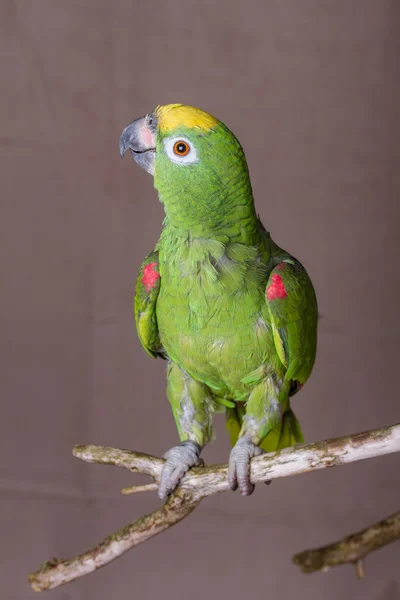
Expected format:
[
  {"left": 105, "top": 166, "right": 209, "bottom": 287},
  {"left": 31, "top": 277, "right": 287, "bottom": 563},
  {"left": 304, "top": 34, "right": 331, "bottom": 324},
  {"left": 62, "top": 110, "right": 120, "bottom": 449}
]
[{"left": 173, "top": 141, "right": 190, "bottom": 156}]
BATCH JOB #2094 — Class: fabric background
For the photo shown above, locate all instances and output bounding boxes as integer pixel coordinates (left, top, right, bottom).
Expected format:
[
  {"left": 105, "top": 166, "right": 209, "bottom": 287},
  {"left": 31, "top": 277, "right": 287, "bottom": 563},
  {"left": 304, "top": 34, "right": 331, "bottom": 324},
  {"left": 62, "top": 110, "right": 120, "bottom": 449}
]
[{"left": 1, "top": 1, "right": 399, "bottom": 598}]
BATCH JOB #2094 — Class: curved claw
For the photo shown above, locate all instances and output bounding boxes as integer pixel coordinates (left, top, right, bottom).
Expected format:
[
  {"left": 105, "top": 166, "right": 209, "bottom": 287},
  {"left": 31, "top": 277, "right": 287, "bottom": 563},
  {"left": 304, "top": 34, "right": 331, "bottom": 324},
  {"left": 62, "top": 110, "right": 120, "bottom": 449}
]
[
  {"left": 158, "top": 441, "right": 202, "bottom": 500},
  {"left": 228, "top": 437, "right": 264, "bottom": 496}
]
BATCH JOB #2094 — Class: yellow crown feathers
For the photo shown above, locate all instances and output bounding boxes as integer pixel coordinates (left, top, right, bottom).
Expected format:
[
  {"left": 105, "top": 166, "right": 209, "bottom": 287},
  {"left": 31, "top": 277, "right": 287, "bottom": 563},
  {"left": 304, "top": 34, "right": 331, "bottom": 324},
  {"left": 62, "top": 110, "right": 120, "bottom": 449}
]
[{"left": 154, "top": 104, "right": 218, "bottom": 134}]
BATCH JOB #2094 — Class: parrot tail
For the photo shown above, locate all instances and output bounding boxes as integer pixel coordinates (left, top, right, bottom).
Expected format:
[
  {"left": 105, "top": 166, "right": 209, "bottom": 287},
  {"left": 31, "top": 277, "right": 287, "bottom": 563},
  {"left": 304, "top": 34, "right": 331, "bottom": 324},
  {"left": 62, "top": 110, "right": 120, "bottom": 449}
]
[
  {"left": 226, "top": 404, "right": 304, "bottom": 453},
  {"left": 274, "top": 408, "right": 304, "bottom": 450}
]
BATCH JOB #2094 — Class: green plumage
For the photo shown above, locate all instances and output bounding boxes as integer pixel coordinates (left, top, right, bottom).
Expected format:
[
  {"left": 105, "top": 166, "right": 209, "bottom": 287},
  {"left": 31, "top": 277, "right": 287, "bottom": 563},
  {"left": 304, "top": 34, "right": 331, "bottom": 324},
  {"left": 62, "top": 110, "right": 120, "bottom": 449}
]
[{"left": 132, "top": 105, "right": 318, "bottom": 463}]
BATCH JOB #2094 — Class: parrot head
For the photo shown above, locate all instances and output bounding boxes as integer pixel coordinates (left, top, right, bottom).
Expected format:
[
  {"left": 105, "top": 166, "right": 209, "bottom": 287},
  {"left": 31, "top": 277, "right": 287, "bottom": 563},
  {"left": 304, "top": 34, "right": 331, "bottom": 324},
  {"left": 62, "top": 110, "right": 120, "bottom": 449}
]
[{"left": 120, "top": 104, "right": 255, "bottom": 231}]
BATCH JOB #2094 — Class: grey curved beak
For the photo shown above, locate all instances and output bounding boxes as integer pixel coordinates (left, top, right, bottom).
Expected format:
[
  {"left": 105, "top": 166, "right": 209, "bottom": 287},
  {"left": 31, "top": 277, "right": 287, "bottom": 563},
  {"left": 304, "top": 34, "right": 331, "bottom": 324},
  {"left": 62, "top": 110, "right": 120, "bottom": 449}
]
[{"left": 119, "top": 116, "right": 156, "bottom": 175}]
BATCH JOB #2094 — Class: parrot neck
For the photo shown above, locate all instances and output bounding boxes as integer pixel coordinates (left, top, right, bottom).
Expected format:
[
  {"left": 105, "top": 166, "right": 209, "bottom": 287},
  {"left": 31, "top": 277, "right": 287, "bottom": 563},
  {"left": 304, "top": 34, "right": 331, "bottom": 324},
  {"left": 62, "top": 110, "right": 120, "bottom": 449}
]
[{"left": 156, "top": 188, "right": 260, "bottom": 245}]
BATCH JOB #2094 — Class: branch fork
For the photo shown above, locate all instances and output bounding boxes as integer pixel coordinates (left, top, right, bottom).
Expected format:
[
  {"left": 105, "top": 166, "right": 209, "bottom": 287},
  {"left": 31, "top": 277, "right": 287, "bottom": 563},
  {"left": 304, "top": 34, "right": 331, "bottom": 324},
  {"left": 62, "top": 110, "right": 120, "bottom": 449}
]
[{"left": 28, "top": 423, "right": 400, "bottom": 591}]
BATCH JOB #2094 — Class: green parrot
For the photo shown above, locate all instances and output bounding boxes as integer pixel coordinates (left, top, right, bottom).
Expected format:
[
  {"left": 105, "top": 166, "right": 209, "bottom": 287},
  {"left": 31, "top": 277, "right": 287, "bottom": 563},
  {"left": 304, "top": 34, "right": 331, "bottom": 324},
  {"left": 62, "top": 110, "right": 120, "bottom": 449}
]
[{"left": 119, "top": 104, "right": 318, "bottom": 499}]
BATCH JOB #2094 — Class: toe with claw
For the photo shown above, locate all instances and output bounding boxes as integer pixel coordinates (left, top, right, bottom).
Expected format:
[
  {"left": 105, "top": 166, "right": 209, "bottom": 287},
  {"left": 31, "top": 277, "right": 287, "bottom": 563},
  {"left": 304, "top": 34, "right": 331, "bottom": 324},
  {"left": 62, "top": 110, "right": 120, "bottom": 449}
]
[
  {"left": 158, "top": 440, "right": 202, "bottom": 500},
  {"left": 228, "top": 437, "right": 264, "bottom": 496}
]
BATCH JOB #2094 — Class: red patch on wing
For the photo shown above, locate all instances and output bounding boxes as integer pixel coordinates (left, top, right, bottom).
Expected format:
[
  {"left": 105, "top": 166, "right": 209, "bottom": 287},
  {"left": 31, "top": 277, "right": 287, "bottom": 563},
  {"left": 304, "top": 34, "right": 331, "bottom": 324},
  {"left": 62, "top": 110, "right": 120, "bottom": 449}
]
[
  {"left": 142, "top": 262, "right": 160, "bottom": 292},
  {"left": 266, "top": 274, "right": 287, "bottom": 301}
]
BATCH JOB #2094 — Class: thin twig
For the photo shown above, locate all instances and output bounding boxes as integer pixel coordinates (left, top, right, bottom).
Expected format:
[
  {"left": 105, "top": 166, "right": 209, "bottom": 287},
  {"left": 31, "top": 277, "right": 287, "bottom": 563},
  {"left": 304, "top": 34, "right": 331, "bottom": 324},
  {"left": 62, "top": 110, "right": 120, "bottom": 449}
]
[
  {"left": 355, "top": 558, "right": 365, "bottom": 579},
  {"left": 292, "top": 511, "right": 400, "bottom": 575},
  {"left": 28, "top": 423, "right": 400, "bottom": 591},
  {"left": 121, "top": 483, "right": 158, "bottom": 495}
]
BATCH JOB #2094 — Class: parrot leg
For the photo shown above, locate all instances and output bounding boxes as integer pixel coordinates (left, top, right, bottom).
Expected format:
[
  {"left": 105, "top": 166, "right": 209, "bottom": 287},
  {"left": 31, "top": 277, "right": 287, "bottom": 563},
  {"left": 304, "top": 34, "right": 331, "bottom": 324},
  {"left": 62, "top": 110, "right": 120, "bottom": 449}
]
[
  {"left": 228, "top": 376, "right": 288, "bottom": 495},
  {"left": 158, "top": 362, "right": 214, "bottom": 500}
]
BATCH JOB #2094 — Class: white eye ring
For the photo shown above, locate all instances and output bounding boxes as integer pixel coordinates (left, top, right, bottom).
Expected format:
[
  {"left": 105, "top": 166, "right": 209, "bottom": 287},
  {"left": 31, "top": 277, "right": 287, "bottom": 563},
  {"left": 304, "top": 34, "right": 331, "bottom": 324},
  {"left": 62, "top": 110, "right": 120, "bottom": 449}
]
[{"left": 163, "top": 136, "right": 199, "bottom": 165}]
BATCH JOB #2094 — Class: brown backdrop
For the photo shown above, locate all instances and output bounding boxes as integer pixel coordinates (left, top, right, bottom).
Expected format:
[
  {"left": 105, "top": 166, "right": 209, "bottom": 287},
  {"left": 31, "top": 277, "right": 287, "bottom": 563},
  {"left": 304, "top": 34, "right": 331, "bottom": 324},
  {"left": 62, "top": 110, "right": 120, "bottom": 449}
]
[{"left": 1, "top": 1, "right": 399, "bottom": 599}]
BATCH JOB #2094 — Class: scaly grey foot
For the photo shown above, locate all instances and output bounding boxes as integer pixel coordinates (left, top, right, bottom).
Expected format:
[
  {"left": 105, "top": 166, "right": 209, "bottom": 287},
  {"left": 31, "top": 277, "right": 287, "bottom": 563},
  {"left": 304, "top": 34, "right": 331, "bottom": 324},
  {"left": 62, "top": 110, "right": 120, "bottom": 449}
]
[
  {"left": 158, "top": 441, "right": 202, "bottom": 500},
  {"left": 228, "top": 437, "right": 264, "bottom": 496}
]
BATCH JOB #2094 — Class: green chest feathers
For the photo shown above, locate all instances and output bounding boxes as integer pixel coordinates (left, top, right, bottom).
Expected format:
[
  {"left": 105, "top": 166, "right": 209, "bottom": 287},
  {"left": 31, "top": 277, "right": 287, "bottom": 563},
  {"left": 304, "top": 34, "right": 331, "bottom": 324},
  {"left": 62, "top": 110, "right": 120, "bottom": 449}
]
[
  {"left": 158, "top": 236, "right": 268, "bottom": 326},
  {"left": 155, "top": 235, "right": 279, "bottom": 393}
]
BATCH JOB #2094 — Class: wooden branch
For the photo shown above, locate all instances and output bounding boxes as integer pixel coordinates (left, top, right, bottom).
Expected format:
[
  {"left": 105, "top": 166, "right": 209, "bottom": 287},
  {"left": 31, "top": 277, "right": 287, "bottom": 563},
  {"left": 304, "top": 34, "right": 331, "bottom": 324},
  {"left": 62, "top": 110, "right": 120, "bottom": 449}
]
[
  {"left": 293, "top": 511, "right": 400, "bottom": 577},
  {"left": 28, "top": 423, "right": 400, "bottom": 591},
  {"left": 29, "top": 492, "right": 200, "bottom": 592},
  {"left": 72, "top": 445, "right": 163, "bottom": 478}
]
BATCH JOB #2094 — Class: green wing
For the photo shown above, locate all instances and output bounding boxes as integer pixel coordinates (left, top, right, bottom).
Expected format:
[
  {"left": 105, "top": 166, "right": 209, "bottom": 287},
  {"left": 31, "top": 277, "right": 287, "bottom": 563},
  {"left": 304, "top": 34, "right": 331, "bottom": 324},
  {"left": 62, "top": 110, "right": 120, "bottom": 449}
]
[
  {"left": 134, "top": 251, "right": 164, "bottom": 359},
  {"left": 266, "top": 259, "right": 318, "bottom": 386}
]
